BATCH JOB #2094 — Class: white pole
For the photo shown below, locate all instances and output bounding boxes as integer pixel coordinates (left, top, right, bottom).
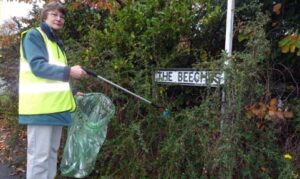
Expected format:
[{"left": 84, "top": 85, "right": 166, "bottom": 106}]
[
  {"left": 221, "top": 0, "right": 235, "bottom": 131},
  {"left": 225, "top": 0, "right": 235, "bottom": 56}
]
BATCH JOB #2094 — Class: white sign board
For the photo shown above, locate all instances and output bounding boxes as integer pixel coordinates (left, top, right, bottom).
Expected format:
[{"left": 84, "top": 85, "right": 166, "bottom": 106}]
[{"left": 154, "top": 69, "right": 224, "bottom": 87}]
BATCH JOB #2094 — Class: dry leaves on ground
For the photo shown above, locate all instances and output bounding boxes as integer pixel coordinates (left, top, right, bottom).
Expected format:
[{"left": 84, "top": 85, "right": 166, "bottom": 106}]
[{"left": 0, "top": 121, "right": 26, "bottom": 176}]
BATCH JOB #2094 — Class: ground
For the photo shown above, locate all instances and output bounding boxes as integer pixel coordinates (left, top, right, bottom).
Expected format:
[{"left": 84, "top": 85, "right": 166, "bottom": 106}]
[
  {"left": 0, "top": 119, "right": 26, "bottom": 178},
  {"left": 0, "top": 120, "right": 75, "bottom": 179}
]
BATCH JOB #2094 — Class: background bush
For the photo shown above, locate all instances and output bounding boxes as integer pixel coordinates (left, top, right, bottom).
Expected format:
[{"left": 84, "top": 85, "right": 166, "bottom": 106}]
[{"left": 1, "top": 0, "right": 300, "bottom": 178}]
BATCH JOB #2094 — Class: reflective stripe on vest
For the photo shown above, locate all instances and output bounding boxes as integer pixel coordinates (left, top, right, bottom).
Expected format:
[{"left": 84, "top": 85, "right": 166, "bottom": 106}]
[{"left": 19, "top": 27, "right": 76, "bottom": 115}]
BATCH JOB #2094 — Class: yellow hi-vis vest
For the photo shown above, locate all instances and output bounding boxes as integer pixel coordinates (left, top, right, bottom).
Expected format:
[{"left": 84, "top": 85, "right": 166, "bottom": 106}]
[{"left": 19, "top": 27, "right": 76, "bottom": 115}]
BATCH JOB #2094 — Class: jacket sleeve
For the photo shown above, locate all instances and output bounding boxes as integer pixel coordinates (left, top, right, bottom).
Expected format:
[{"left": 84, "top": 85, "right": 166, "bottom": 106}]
[{"left": 22, "top": 28, "right": 70, "bottom": 82}]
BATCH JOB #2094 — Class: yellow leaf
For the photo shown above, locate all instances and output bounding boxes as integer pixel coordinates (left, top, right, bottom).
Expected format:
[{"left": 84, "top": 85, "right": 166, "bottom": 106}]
[
  {"left": 281, "top": 45, "right": 290, "bottom": 53},
  {"left": 261, "top": 166, "right": 268, "bottom": 172},
  {"left": 290, "top": 45, "right": 296, "bottom": 53},
  {"left": 283, "top": 153, "right": 292, "bottom": 160}
]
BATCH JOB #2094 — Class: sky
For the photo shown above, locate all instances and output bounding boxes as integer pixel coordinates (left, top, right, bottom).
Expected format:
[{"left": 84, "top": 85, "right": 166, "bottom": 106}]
[{"left": 0, "top": 0, "right": 43, "bottom": 24}]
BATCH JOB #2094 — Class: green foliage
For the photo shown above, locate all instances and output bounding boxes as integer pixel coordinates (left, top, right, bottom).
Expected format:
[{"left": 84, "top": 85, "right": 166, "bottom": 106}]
[
  {"left": 1, "top": 0, "right": 300, "bottom": 178},
  {"left": 0, "top": 91, "right": 19, "bottom": 137},
  {"left": 60, "top": 0, "right": 300, "bottom": 178},
  {"left": 220, "top": 10, "right": 300, "bottom": 178}
]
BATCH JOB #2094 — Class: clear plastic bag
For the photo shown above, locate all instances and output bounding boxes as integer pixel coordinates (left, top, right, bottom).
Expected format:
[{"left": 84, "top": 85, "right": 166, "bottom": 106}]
[{"left": 60, "top": 93, "right": 115, "bottom": 178}]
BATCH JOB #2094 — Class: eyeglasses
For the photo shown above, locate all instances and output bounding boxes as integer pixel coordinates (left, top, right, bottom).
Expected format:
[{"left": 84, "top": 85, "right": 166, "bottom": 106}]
[{"left": 48, "top": 12, "right": 65, "bottom": 20}]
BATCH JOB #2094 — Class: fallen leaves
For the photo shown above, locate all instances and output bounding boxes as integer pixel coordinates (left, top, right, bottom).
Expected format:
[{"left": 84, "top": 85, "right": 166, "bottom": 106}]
[
  {"left": 0, "top": 120, "right": 26, "bottom": 176},
  {"left": 9, "top": 165, "right": 26, "bottom": 176},
  {"left": 0, "top": 127, "right": 10, "bottom": 162}
]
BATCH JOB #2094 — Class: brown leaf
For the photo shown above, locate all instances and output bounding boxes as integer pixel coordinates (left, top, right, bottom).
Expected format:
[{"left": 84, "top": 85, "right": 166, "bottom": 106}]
[
  {"left": 276, "top": 111, "right": 285, "bottom": 120},
  {"left": 284, "top": 111, "right": 294, "bottom": 119},
  {"left": 268, "top": 110, "right": 277, "bottom": 120},
  {"left": 273, "top": 3, "right": 282, "bottom": 15},
  {"left": 269, "top": 98, "right": 277, "bottom": 109},
  {"left": 71, "top": 2, "right": 81, "bottom": 9},
  {"left": 256, "top": 122, "right": 266, "bottom": 129},
  {"left": 251, "top": 103, "right": 267, "bottom": 119}
]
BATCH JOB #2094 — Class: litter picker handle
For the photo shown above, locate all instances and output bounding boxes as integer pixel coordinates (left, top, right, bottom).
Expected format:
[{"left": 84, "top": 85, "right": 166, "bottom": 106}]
[
  {"left": 83, "top": 67, "right": 151, "bottom": 103},
  {"left": 83, "top": 67, "right": 166, "bottom": 111},
  {"left": 83, "top": 67, "right": 97, "bottom": 77}
]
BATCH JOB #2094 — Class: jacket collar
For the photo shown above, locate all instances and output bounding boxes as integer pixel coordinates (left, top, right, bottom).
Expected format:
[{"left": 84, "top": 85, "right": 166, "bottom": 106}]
[{"left": 40, "top": 22, "right": 64, "bottom": 51}]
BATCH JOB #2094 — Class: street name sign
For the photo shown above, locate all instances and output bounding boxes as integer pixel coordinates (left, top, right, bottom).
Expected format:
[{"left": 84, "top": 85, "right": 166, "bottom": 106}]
[{"left": 154, "top": 69, "right": 224, "bottom": 87}]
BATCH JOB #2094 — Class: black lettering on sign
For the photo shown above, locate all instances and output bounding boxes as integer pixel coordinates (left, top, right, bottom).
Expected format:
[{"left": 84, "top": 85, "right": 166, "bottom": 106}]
[
  {"left": 155, "top": 70, "right": 224, "bottom": 86},
  {"left": 159, "top": 71, "right": 172, "bottom": 82},
  {"left": 183, "top": 72, "right": 188, "bottom": 82},
  {"left": 189, "top": 72, "right": 193, "bottom": 82},
  {"left": 194, "top": 72, "right": 200, "bottom": 82},
  {"left": 162, "top": 72, "right": 168, "bottom": 81},
  {"left": 200, "top": 71, "right": 207, "bottom": 83},
  {"left": 178, "top": 72, "right": 183, "bottom": 82},
  {"left": 157, "top": 71, "right": 162, "bottom": 81},
  {"left": 168, "top": 71, "right": 173, "bottom": 82},
  {"left": 213, "top": 73, "right": 221, "bottom": 84}
]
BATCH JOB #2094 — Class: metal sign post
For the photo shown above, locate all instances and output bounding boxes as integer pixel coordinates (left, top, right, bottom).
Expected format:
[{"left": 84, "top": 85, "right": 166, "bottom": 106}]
[
  {"left": 221, "top": 0, "right": 235, "bottom": 131},
  {"left": 225, "top": 0, "right": 235, "bottom": 57}
]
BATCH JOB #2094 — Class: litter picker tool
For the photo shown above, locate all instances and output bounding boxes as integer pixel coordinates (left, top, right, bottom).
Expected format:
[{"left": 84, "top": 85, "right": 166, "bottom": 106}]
[{"left": 83, "top": 68, "right": 169, "bottom": 118}]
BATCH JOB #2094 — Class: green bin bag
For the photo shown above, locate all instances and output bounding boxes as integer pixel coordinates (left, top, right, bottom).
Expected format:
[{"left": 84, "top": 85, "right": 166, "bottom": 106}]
[{"left": 60, "top": 93, "right": 115, "bottom": 178}]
